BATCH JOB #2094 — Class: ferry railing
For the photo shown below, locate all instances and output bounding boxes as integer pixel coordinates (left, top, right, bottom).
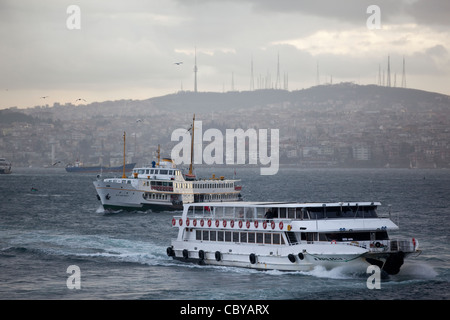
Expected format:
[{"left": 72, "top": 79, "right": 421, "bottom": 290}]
[
  {"left": 172, "top": 214, "right": 293, "bottom": 231},
  {"left": 347, "top": 238, "right": 417, "bottom": 253}
]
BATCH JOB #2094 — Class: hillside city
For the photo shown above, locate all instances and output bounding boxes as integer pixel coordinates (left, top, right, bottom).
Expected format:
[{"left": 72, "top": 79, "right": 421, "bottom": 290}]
[{"left": 1, "top": 83, "right": 450, "bottom": 170}]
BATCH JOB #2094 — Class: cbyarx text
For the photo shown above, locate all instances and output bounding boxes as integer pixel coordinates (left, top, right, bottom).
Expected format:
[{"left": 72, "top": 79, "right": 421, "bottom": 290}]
[{"left": 180, "top": 304, "right": 270, "bottom": 317}]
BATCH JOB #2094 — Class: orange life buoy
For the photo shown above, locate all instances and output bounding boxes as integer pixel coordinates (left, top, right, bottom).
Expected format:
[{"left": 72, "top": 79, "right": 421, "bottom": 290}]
[
  {"left": 279, "top": 221, "right": 284, "bottom": 230},
  {"left": 172, "top": 218, "right": 176, "bottom": 226},
  {"left": 200, "top": 219, "right": 205, "bottom": 227},
  {"left": 208, "top": 219, "right": 212, "bottom": 227},
  {"left": 263, "top": 221, "right": 267, "bottom": 229},
  {"left": 186, "top": 218, "right": 190, "bottom": 226},
  {"left": 239, "top": 220, "right": 243, "bottom": 228},
  {"left": 215, "top": 220, "right": 220, "bottom": 227},
  {"left": 230, "top": 220, "right": 235, "bottom": 228},
  {"left": 254, "top": 220, "right": 259, "bottom": 228},
  {"left": 271, "top": 221, "right": 275, "bottom": 229},
  {"left": 246, "top": 220, "right": 250, "bottom": 228},
  {"left": 179, "top": 218, "right": 183, "bottom": 226},
  {"left": 193, "top": 219, "right": 197, "bottom": 227},
  {"left": 331, "top": 240, "right": 337, "bottom": 244},
  {"left": 223, "top": 220, "right": 227, "bottom": 227}
]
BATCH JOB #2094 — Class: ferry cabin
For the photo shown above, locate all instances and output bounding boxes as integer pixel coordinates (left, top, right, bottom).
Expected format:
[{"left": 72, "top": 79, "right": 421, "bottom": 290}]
[
  {"left": 169, "top": 201, "right": 419, "bottom": 274},
  {"left": 96, "top": 161, "right": 242, "bottom": 211}
]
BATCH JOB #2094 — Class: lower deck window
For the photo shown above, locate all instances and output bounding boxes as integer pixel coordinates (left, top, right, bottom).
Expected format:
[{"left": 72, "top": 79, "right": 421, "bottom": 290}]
[{"left": 195, "top": 230, "right": 285, "bottom": 245}]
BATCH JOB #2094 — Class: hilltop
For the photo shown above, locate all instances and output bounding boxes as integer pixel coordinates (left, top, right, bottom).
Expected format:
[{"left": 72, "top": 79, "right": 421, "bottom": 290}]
[{"left": 2, "top": 83, "right": 450, "bottom": 168}]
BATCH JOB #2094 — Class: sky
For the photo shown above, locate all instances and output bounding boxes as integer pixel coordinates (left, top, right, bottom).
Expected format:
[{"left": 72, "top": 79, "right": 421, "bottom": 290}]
[{"left": 1, "top": 0, "right": 449, "bottom": 109}]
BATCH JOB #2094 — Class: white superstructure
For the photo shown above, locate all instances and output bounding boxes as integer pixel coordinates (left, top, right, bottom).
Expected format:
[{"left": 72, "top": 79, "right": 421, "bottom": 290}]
[
  {"left": 167, "top": 201, "right": 420, "bottom": 275},
  {"left": 94, "top": 158, "right": 242, "bottom": 212}
]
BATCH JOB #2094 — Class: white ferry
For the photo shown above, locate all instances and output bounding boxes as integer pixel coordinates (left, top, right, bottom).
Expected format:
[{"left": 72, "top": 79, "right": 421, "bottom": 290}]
[
  {"left": 94, "top": 158, "right": 242, "bottom": 212},
  {"left": 167, "top": 201, "right": 420, "bottom": 275},
  {"left": 93, "top": 118, "right": 242, "bottom": 212}
]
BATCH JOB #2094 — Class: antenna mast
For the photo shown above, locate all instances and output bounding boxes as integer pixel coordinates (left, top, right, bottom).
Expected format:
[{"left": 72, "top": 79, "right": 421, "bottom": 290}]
[
  {"left": 401, "top": 56, "right": 406, "bottom": 88},
  {"left": 188, "top": 114, "right": 195, "bottom": 176},
  {"left": 122, "top": 131, "right": 126, "bottom": 178},
  {"left": 194, "top": 47, "right": 198, "bottom": 92},
  {"left": 386, "top": 55, "right": 391, "bottom": 87}
]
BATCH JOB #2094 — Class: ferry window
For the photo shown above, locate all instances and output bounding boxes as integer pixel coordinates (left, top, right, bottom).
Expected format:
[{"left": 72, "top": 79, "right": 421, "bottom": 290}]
[
  {"left": 375, "top": 231, "right": 388, "bottom": 240},
  {"left": 210, "top": 231, "right": 217, "bottom": 241},
  {"left": 217, "top": 231, "right": 224, "bottom": 242},
  {"left": 264, "top": 233, "right": 271, "bottom": 244},
  {"left": 288, "top": 208, "right": 295, "bottom": 219},
  {"left": 279, "top": 208, "right": 286, "bottom": 218},
  {"left": 169, "top": 170, "right": 173, "bottom": 175},
  {"left": 169, "top": 182, "right": 173, "bottom": 187},
  {"left": 244, "top": 208, "right": 254, "bottom": 219},
  {"left": 273, "top": 234, "right": 281, "bottom": 245},
  {"left": 138, "top": 169, "right": 144, "bottom": 174},
  {"left": 150, "top": 169, "right": 154, "bottom": 174},
  {"left": 145, "top": 170, "right": 149, "bottom": 174},
  {"left": 160, "top": 170, "right": 168, "bottom": 174},
  {"left": 325, "top": 207, "right": 340, "bottom": 218},
  {"left": 225, "top": 231, "right": 231, "bottom": 242},
  {"left": 154, "top": 170, "right": 159, "bottom": 175},
  {"left": 305, "top": 232, "right": 317, "bottom": 243},
  {"left": 309, "top": 208, "right": 325, "bottom": 219},
  {"left": 270, "top": 208, "right": 279, "bottom": 219},
  {"left": 256, "top": 233, "right": 264, "bottom": 244},
  {"left": 224, "top": 207, "right": 234, "bottom": 218},
  {"left": 196, "top": 230, "right": 202, "bottom": 240},
  {"left": 233, "top": 232, "right": 239, "bottom": 242},
  {"left": 240, "top": 232, "right": 247, "bottom": 243},
  {"left": 362, "top": 206, "right": 378, "bottom": 218},
  {"left": 341, "top": 207, "right": 354, "bottom": 217},
  {"left": 296, "top": 208, "right": 303, "bottom": 219},
  {"left": 203, "top": 230, "right": 209, "bottom": 241},
  {"left": 236, "top": 208, "right": 245, "bottom": 219},
  {"left": 255, "top": 207, "right": 264, "bottom": 219},
  {"left": 127, "top": 180, "right": 131, "bottom": 184},
  {"left": 248, "top": 232, "right": 255, "bottom": 243}
]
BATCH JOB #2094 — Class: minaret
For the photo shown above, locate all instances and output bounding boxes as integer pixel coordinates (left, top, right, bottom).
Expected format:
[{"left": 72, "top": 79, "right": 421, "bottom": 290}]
[{"left": 194, "top": 47, "right": 198, "bottom": 92}]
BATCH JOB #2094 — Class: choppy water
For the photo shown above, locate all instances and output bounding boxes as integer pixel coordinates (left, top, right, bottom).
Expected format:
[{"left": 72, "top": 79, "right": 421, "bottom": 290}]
[{"left": 0, "top": 167, "right": 449, "bottom": 301}]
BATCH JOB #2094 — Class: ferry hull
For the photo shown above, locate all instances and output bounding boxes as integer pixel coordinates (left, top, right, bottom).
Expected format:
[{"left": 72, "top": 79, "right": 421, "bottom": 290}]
[
  {"left": 66, "top": 163, "right": 136, "bottom": 173},
  {"left": 94, "top": 180, "right": 182, "bottom": 212},
  {"left": 102, "top": 203, "right": 182, "bottom": 212},
  {"left": 168, "top": 242, "right": 414, "bottom": 274},
  {"left": 168, "top": 241, "right": 373, "bottom": 272}
]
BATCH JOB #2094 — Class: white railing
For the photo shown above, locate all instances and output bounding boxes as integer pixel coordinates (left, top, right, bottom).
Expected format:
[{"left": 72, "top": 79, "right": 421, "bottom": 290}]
[{"left": 347, "top": 238, "right": 417, "bottom": 253}]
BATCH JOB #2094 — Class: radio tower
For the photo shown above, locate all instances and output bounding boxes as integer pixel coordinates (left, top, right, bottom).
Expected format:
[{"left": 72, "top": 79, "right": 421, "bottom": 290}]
[
  {"left": 276, "top": 52, "right": 281, "bottom": 89},
  {"left": 401, "top": 56, "right": 406, "bottom": 88},
  {"left": 386, "top": 55, "right": 391, "bottom": 87},
  {"left": 194, "top": 47, "right": 198, "bottom": 92},
  {"left": 250, "top": 56, "right": 255, "bottom": 91},
  {"left": 316, "top": 61, "right": 320, "bottom": 86}
]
